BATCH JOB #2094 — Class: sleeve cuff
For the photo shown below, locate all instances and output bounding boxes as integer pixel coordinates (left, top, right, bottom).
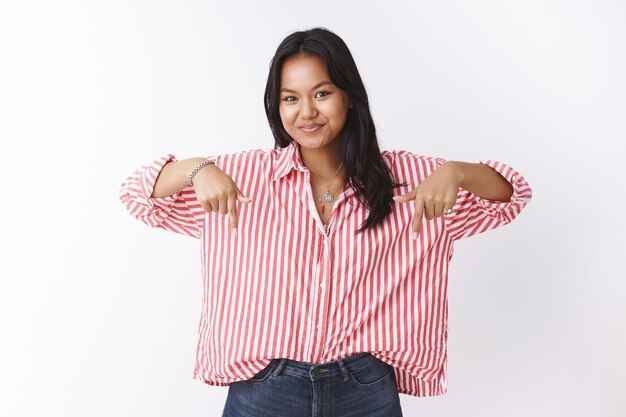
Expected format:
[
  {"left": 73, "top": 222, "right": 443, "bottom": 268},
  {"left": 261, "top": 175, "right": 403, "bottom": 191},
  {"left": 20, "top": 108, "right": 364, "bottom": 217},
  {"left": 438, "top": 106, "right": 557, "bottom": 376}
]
[
  {"left": 473, "top": 159, "right": 532, "bottom": 211},
  {"left": 139, "top": 153, "right": 179, "bottom": 209}
]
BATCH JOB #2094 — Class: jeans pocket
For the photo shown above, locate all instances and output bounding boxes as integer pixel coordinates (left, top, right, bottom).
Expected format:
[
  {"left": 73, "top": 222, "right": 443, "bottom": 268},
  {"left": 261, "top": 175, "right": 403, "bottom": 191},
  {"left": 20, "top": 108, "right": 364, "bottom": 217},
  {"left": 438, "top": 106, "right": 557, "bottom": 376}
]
[
  {"left": 348, "top": 356, "right": 394, "bottom": 388},
  {"left": 246, "top": 361, "right": 276, "bottom": 383}
]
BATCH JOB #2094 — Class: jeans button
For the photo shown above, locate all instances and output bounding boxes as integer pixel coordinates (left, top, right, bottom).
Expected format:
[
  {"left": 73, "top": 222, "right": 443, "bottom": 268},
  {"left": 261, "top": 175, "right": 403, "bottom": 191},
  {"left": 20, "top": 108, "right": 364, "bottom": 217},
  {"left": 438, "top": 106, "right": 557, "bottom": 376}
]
[{"left": 313, "top": 367, "right": 328, "bottom": 375}]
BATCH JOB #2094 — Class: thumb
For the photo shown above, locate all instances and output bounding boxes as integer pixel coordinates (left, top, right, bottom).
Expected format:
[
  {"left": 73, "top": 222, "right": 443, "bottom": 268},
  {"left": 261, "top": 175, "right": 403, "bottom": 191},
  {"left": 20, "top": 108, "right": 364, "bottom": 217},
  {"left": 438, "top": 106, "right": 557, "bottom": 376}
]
[
  {"left": 236, "top": 188, "right": 252, "bottom": 203},
  {"left": 393, "top": 190, "right": 414, "bottom": 202}
]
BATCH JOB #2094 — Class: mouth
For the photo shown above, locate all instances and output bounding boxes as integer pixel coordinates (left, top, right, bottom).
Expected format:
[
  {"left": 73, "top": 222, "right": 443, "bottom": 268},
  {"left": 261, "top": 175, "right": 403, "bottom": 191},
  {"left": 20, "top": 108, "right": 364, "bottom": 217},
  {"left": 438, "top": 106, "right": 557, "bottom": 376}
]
[{"left": 300, "top": 124, "right": 324, "bottom": 133}]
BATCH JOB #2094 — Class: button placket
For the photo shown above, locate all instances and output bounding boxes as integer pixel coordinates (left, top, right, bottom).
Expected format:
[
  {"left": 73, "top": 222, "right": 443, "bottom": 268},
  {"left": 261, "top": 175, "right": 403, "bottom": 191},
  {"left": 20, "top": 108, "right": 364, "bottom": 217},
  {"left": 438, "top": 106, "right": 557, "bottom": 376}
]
[
  {"left": 303, "top": 233, "right": 324, "bottom": 361},
  {"left": 311, "top": 236, "right": 333, "bottom": 363}
]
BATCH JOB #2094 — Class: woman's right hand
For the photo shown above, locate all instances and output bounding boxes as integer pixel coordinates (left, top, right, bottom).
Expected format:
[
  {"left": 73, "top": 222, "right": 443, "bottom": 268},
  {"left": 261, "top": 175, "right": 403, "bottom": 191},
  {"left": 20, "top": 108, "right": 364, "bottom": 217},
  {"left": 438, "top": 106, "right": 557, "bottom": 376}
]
[{"left": 190, "top": 164, "right": 252, "bottom": 234}]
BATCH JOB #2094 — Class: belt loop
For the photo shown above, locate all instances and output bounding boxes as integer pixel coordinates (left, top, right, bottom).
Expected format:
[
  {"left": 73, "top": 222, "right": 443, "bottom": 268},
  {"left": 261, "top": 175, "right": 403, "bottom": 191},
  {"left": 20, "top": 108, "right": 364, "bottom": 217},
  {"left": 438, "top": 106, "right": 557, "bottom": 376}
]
[
  {"left": 336, "top": 358, "right": 350, "bottom": 381},
  {"left": 272, "top": 358, "right": 287, "bottom": 376}
]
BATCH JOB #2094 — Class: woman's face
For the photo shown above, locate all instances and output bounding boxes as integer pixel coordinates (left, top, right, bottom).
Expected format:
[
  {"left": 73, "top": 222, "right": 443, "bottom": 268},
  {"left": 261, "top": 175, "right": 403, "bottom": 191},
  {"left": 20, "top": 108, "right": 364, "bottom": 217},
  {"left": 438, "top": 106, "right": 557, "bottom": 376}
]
[{"left": 278, "top": 54, "right": 351, "bottom": 151}]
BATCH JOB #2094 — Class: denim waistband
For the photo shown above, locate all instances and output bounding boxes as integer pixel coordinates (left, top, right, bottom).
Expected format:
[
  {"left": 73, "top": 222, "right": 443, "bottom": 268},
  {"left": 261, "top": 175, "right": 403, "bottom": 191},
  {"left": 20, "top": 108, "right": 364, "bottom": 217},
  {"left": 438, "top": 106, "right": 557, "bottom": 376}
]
[{"left": 268, "top": 352, "right": 375, "bottom": 381}]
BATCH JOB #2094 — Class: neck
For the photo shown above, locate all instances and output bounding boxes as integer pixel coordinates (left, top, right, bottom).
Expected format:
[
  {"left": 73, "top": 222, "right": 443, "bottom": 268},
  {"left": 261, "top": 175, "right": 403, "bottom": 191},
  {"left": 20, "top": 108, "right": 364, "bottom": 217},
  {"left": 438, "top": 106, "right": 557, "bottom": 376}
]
[{"left": 298, "top": 140, "right": 345, "bottom": 185}]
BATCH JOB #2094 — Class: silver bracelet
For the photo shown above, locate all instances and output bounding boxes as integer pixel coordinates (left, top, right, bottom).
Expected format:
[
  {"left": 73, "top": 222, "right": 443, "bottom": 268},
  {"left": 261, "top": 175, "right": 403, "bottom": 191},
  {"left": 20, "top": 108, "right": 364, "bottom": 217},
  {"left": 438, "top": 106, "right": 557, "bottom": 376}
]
[{"left": 187, "top": 158, "right": 215, "bottom": 186}]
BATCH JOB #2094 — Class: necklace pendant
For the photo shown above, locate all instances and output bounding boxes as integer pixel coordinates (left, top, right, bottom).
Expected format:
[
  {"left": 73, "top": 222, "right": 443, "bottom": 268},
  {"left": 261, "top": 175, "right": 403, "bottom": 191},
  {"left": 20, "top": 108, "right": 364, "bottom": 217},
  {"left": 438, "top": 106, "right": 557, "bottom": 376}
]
[{"left": 322, "top": 190, "right": 334, "bottom": 203}]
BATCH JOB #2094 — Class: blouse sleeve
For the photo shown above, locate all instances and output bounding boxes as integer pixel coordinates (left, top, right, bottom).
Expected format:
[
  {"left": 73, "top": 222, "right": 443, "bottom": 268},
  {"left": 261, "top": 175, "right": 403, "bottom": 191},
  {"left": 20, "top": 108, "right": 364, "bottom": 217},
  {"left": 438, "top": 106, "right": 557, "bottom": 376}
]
[
  {"left": 444, "top": 159, "right": 533, "bottom": 241},
  {"left": 118, "top": 153, "right": 213, "bottom": 239}
]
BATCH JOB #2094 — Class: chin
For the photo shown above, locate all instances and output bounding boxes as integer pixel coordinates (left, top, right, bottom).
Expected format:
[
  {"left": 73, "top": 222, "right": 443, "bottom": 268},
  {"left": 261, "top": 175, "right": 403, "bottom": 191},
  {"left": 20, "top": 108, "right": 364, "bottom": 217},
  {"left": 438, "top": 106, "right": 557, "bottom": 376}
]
[{"left": 298, "top": 137, "right": 329, "bottom": 148}]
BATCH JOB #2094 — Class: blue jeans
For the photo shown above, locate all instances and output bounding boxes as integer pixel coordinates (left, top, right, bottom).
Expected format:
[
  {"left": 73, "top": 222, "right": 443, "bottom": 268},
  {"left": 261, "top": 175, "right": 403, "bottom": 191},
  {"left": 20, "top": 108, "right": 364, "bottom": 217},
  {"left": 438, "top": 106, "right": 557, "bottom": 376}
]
[{"left": 221, "top": 352, "right": 403, "bottom": 417}]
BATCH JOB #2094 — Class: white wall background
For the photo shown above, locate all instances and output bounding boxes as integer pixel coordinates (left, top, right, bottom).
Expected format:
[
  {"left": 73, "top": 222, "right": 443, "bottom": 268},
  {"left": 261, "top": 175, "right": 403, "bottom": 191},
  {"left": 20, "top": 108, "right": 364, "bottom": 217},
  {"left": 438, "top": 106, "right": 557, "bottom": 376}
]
[{"left": 1, "top": 1, "right": 624, "bottom": 416}]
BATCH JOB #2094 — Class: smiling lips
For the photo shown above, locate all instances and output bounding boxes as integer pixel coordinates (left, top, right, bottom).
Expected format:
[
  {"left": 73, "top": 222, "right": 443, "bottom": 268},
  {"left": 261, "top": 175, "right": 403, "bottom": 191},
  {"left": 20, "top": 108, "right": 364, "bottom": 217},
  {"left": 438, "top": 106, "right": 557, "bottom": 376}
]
[{"left": 300, "top": 124, "right": 324, "bottom": 133}]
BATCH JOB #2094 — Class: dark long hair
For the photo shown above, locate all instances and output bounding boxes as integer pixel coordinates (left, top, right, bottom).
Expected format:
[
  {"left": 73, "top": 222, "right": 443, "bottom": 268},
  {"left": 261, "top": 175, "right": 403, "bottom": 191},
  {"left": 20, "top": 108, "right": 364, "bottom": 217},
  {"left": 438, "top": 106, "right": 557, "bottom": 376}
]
[{"left": 264, "top": 27, "right": 407, "bottom": 234}]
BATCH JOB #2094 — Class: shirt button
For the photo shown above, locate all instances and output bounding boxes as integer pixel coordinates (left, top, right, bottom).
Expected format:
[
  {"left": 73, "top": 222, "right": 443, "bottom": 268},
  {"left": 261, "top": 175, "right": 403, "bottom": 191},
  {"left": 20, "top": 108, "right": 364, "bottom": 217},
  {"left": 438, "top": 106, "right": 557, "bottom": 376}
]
[
  {"left": 317, "top": 324, "right": 321, "bottom": 329},
  {"left": 320, "top": 283, "right": 325, "bottom": 288}
]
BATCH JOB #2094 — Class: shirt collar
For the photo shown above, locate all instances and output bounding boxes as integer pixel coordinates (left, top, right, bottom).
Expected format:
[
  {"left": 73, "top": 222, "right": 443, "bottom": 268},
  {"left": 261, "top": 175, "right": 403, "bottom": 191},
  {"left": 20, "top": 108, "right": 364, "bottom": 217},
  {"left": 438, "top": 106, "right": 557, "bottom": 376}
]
[
  {"left": 272, "top": 140, "right": 308, "bottom": 182},
  {"left": 272, "top": 140, "right": 355, "bottom": 200}
]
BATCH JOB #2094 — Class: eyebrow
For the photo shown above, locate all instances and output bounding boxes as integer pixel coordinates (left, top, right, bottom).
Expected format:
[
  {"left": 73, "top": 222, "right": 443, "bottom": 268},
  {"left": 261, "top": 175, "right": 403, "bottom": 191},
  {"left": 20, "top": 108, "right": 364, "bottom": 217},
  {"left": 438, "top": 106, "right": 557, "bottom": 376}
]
[{"left": 280, "top": 80, "right": 334, "bottom": 94}]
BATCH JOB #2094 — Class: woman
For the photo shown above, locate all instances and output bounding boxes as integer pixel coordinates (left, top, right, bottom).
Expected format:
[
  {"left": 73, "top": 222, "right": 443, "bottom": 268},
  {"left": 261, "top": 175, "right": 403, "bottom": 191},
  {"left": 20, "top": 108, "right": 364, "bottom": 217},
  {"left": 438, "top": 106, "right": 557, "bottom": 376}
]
[{"left": 119, "top": 27, "right": 532, "bottom": 416}]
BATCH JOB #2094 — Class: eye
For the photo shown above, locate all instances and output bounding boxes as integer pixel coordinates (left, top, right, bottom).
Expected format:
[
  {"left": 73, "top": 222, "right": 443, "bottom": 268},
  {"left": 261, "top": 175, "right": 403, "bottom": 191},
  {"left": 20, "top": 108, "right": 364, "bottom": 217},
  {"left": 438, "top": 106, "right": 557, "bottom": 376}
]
[{"left": 281, "top": 91, "right": 331, "bottom": 103}]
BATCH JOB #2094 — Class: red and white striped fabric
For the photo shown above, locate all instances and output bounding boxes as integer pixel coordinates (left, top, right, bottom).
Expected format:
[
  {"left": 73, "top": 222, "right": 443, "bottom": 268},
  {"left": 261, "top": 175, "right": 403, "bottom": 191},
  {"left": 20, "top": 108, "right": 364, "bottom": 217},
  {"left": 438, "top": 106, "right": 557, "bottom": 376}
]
[{"left": 118, "top": 140, "right": 532, "bottom": 397}]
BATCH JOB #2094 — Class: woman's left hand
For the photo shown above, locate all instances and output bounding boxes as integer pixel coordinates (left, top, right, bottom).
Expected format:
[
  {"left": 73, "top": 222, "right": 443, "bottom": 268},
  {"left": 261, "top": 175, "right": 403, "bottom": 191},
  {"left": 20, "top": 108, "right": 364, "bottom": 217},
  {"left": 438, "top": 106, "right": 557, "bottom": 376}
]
[{"left": 392, "top": 161, "right": 463, "bottom": 239}]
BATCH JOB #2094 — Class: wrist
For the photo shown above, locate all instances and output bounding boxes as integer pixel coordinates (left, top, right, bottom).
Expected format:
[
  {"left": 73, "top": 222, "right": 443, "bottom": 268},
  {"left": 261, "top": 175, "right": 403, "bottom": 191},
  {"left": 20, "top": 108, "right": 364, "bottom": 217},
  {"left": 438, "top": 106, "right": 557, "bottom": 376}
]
[
  {"left": 187, "top": 157, "right": 216, "bottom": 186},
  {"left": 444, "top": 161, "right": 467, "bottom": 188}
]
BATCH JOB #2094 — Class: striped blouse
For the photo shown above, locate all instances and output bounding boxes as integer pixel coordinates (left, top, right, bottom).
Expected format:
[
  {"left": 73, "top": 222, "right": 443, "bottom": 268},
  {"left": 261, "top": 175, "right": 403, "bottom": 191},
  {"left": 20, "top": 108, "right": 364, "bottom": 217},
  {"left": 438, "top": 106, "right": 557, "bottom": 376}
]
[{"left": 118, "top": 140, "right": 532, "bottom": 397}]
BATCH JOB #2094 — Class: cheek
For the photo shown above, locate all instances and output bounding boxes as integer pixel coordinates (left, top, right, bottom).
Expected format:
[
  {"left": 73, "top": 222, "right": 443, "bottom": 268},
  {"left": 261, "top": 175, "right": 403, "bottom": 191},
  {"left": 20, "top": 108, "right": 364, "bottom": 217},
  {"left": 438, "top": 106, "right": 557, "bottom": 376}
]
[
  {"left": 279, "top": 107, "right": 296, "bottom": 126},
  {"left": 325, "top": 99, "right": 348, "bottom": 117},
  {"left": 326, "top": 104, "right": 348, "bottom": 126},
  {"left": 278, "top": 110, "right": 289, "bottom": 130}
]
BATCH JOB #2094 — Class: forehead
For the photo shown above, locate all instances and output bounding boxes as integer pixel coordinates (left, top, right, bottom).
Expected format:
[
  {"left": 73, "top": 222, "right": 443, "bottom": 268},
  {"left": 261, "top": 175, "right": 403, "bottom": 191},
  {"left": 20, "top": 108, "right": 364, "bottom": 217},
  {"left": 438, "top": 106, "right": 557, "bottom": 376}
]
[{"left": 280, "top": 54, "right": 330, "bottom": 88}]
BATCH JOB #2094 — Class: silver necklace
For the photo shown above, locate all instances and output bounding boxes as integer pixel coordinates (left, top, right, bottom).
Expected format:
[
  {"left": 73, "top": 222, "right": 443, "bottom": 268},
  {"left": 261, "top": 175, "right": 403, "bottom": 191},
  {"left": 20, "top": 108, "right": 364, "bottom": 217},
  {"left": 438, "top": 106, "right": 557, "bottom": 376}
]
[{"left": 306, "top": 162, "right": 344, "bottom": 214}]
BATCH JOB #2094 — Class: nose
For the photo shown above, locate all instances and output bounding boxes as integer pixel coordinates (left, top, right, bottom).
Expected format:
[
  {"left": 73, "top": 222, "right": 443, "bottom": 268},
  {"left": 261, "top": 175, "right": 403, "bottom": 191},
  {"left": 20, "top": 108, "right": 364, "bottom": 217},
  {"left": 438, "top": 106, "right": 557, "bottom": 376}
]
[{"left": 299, "top": 97, "right": 318, "bottom": 119}]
